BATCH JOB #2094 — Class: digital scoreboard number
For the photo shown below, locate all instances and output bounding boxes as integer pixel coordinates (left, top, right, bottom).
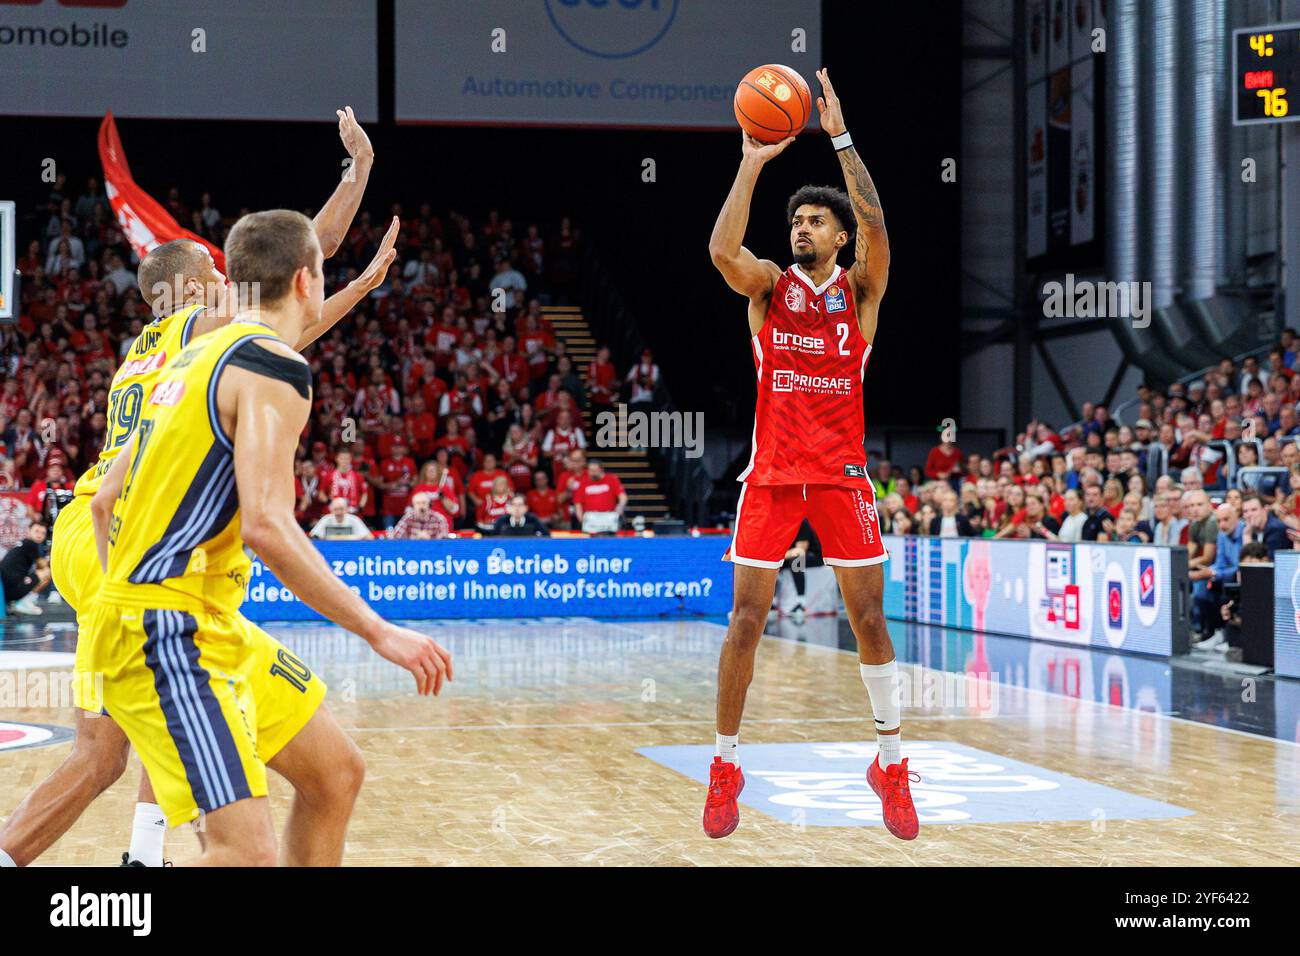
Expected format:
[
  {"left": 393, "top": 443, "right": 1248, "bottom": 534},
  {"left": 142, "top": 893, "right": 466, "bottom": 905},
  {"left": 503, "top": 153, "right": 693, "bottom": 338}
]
[{"left": 1234, "top": 24, "right": 1300, "bottom": 125}]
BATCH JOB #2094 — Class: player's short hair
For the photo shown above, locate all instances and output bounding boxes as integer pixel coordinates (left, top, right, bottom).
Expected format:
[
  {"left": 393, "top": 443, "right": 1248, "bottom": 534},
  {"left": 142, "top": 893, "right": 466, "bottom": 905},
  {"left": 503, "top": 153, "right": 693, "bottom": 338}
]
[
  {"left": 225, "top": 209, "right": 319, "bottom": 304},
  {"left": 786, "top": 185, "right": 855, "bottom": 245},
  {"left": 137, "top": 239, "right": 210, "bottom": 317}
]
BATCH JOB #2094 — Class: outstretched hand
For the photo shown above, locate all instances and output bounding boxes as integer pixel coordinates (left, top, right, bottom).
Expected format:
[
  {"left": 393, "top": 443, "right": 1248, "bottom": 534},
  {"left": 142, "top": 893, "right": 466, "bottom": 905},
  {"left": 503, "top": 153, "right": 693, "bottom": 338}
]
[
  {"left": 336, "top": 105, "right": 374, "bottom": 164},
  {"left": 815, "top": 68, "right": 847, "bottom": 137},
  {"left": 352, "top": 216, "right": 399, "bottom": 294},
  {"left": 741, "top": 131, "right": 796, "bottom": 164}
]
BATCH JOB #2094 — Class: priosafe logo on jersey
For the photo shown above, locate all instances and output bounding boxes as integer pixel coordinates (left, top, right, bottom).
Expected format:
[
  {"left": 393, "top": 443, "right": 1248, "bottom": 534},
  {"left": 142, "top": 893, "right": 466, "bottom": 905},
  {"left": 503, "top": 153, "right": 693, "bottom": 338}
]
[
  {"left": 771, "top": 369, "right": 854, "bottom": 395},
  {"left": 771, "top": 329, "right": 825, "bottom": 354}
]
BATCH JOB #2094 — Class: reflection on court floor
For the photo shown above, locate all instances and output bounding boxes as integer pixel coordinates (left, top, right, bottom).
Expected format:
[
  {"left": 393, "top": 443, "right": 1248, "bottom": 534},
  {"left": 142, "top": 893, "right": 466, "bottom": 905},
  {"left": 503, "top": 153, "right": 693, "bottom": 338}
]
[{"left": 1, "top": 616, "right": 1298, "bottom": 865}]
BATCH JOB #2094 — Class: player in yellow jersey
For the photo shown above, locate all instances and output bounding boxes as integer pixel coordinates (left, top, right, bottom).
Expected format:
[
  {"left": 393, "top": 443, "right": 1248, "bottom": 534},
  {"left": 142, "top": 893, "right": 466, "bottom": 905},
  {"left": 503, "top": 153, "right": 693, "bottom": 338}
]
[
  {"left": 85, "top": 209, "right": 450, "bottom": 866},
  {"left": 0, "top": 108, "right": 393, "bottom": 868}
]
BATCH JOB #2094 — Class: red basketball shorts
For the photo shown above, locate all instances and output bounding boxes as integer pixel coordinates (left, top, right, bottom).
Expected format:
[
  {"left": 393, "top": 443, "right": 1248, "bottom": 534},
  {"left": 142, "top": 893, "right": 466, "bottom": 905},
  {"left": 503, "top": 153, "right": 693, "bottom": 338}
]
[{"left": 725, "top": 483, "right": 888, "bottom": 568}]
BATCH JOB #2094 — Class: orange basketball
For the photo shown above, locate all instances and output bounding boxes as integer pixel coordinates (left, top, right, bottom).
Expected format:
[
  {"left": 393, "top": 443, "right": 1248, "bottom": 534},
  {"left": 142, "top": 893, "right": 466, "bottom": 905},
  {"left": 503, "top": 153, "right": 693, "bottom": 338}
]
[{"left": 733, "top": 64, "right": 812, "bottom": 142}]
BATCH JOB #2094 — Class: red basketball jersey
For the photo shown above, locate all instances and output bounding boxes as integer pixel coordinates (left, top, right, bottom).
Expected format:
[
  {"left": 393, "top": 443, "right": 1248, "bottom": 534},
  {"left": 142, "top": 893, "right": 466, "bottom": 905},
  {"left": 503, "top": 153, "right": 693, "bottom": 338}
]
[{"left": 738, "top": 264, "right": 872, "bottom": 488}]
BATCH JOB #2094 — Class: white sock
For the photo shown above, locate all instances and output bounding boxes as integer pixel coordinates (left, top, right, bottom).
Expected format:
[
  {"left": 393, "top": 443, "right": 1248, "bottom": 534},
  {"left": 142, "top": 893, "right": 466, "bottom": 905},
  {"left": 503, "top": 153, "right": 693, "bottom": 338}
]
[
  {"left": 861, "top": 660, "right": 902, "bottom": 729},
  {"left": 0, "top": 848, "right": 15, "bottom": 867},
  {"left": 715, "top": 733, "right": 739, "bottom": 766},
  {"left": 127, "top": 802, "right": 167, "bottom": 867},
  {"left": 861, "top": 660, "right": 903, "bottom": 768},
  {"left": 876, "top": 732, "right": 902, "bottom": 769}
]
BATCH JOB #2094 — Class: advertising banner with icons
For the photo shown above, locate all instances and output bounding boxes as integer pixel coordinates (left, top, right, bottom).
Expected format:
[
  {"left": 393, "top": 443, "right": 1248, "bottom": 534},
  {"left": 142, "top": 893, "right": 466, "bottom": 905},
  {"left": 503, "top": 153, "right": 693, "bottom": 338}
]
[
  {"left": 240, "top": 537, "right": 731, "bottom": 623},
  {"left": 1270, "top": 551, "right": 1300, "bottom": 678},
  {"left": 394, "top": 0, "right": 821, "bottom": 128},
  {"left": 882, "top": 535, "right": 1187, "bottom": 657}
]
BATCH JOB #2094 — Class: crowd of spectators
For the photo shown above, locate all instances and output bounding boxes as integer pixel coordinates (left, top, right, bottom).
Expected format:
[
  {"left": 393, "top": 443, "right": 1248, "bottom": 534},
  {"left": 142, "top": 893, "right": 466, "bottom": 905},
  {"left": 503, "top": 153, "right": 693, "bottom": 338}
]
[
  {"left": 0, "top": 172, "right": 662, "bottom": 556},
  {"left": 871, "top": 336, "right": 1300, "bottom": 650}
]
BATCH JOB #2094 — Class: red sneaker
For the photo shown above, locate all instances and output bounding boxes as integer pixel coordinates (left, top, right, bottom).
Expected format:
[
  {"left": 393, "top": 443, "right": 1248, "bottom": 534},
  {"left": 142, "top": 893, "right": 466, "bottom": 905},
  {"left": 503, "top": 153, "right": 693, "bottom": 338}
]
[
  {"left": 867, "top": 755, "right": 920, "bottom": 840},
  {"left": 703, "top": 756, "right": 745, "bottom": 839}
]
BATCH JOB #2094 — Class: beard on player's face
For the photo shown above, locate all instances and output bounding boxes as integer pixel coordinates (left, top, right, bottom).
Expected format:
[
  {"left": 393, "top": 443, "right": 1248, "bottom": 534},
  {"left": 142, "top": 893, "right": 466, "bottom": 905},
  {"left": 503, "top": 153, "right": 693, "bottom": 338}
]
[{"left": 792, "top": 246, "right": 817, "bottom": 265}]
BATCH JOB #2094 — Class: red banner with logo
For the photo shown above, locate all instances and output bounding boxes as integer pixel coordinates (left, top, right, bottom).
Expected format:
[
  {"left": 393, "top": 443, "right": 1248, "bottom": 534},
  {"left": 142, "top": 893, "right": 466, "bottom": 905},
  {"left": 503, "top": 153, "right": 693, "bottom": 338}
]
[{"left": 97, "top": 111, "right": 226, "bottom": 273}]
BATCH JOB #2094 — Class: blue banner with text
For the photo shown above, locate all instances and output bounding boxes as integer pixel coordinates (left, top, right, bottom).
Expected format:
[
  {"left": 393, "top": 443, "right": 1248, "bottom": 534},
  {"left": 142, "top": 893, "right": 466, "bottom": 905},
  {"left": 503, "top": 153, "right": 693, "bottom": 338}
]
[{"left": 240, "top": 537, "right": 733, "bottom": 622}]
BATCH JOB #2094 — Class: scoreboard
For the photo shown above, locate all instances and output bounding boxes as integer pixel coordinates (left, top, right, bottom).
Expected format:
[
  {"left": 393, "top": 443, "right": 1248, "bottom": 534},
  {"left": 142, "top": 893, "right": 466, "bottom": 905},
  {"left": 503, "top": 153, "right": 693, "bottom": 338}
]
[{"left": 1234, "top": 24, "right": 1300, "bottom": 125}]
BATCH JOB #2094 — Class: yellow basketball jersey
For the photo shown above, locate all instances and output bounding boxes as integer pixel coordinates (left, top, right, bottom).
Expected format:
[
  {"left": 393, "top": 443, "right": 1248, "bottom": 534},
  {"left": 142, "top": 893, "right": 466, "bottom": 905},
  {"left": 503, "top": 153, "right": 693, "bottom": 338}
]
[
  {"left": 100, "top": 320, "right": 284, "bottom": 615},
  {"left": 73, "top": 304, "right": 207, "bottom": 499}
]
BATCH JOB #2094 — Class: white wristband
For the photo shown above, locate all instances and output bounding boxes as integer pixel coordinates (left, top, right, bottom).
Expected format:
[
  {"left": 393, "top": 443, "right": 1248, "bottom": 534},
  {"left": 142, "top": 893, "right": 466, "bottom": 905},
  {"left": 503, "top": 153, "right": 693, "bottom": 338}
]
[{"left": 830, "top": 130, "right": 853, "bottom": 151}]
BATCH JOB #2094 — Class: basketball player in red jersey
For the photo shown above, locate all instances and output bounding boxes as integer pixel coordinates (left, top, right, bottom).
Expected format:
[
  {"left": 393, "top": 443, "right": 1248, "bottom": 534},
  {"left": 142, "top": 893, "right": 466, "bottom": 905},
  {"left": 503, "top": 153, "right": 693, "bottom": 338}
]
[{"left": 705, "top": 68, "right": 917, "bottom": 840}]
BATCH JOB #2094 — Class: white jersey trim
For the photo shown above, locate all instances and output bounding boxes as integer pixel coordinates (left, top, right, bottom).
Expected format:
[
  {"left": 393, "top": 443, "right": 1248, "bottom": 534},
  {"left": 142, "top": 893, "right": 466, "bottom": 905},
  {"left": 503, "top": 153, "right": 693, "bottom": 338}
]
[{"left": 790, "top": 263, "right": 844, "bottom": 297}]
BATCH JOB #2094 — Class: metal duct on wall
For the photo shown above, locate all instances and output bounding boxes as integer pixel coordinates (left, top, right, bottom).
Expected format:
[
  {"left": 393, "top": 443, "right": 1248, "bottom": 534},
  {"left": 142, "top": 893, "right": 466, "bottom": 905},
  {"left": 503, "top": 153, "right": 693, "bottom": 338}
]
[
  {"left": 1144, "top": 0, "right": 1178, "bottom": 311},
  {"left": 1105, "top": 0, "right": 1185, "bottom": 384},
  {"left": 1106, "top": 0, "right": 1139, "bottom": 288},
  {"left": 1183, "top": 0, "right": 1220, "bottom": 301}
]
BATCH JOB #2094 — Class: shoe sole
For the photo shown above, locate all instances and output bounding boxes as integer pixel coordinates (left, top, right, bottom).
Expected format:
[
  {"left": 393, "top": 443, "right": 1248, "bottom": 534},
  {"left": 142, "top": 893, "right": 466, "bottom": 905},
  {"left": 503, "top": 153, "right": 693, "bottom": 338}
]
[
  {"left": 703, "top": 771, "right": 745, "bottom": 839},
  {"left": 867, "top": 766, "right": 919, "bottom": 841}
]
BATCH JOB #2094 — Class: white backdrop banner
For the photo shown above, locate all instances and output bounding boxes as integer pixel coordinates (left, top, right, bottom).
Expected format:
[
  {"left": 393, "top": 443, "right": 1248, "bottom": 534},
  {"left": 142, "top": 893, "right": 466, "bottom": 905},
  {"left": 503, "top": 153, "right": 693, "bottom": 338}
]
[
  {"left": 0, "top": 0, "right": 376, "bottom": 120},
  {"left": 395, "top": 0, "right": 822, "bottom": 128}
]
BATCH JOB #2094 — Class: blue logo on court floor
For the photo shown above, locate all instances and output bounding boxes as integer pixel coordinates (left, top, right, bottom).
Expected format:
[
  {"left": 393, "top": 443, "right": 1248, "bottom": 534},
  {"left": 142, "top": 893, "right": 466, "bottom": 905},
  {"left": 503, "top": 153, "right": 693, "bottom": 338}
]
[{"left": 637, "top": 740, "right": 1192, "bottom": 827}]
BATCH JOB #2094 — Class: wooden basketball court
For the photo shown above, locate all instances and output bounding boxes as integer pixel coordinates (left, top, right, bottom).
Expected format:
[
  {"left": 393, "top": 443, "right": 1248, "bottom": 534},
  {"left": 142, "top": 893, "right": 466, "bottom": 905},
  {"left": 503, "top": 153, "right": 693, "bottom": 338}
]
[{"left": 3, "top": 617, "right": 1298, "bottom": 866}]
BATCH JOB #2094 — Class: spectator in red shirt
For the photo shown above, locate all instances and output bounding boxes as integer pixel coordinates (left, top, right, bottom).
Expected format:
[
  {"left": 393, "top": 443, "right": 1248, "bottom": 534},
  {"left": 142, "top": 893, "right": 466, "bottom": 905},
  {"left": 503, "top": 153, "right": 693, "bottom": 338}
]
[
  {"left": 502, "top": 423, "right": 539, "bottom": 491},
  {"left": 405, "top": 394, "right": 437, "bottom": 461},
  {"left": 586, "top": 345, "right": 618, "bottom": 417},
  {"left": 295, "top": 460, "right": 326, "bottom": 528},
  {"left": 432, "top": 418, "right": 472, "bottom": 476},
  {"left": 543, "top": 408, "right": 587, "bottom": 482},
  {"left": 526, "top": 470, "right": 560, "bottom": 527},
  {"left": 573, "top": 460, "right": 627, "bottom": 530},
  {"left": 493, "top": 334, "right": 530, "bottom": 399},
  {"left": 379, "top": 439, "right": 418, "bottom": 529},
  {"left": 894, "top": 476, "right": 919, "bottom": 514},
  {"left": 426, "top": 305, "right": 460, "bottom": 370},
  {"left": 467, "top": 453, "right": 510, "bottom": 513},
  {"left": 476, "top": 475, "right": 514, "bottom": 531},
  {"left": 556, "top": 447, "right": 588, "bottom": 529},
  {"left": 924, "top": 438, "right": 963, "bottom": 487},
  {"left": 412, "top": 460, "right": 462, "bottom": 526},
  {"left": 322, "top": 450, "right": 368, "bottom": 514}
]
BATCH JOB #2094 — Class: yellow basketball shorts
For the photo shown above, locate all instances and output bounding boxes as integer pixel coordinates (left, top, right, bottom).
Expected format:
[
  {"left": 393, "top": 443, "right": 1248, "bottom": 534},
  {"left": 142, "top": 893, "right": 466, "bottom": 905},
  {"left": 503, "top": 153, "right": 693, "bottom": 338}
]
[
  {"left": 80, "top": 599, "right": 327, "bottom": 827},
  {"left": 50, "top": 494, "right": 98, "bottom": 615}
]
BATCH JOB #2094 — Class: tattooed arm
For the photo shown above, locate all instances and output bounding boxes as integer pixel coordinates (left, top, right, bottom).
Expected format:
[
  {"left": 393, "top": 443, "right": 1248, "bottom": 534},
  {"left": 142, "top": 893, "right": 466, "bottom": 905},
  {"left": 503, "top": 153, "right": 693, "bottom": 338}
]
[
  {"left": 708, "top": 132, "right": 794, "bottom": 336},
  {"left": 816, "top": 68, "right": 890, "bottom": 343}
]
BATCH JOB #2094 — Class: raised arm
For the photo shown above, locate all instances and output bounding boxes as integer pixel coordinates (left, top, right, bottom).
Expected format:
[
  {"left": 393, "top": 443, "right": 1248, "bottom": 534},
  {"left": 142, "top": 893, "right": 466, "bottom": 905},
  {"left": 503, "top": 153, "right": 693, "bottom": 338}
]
[
  {"left": 311, "top": 107, "right": 374, "bottom": 259},
  {"left": 293, "top": 216, "right": 398, "bottom": 350},
  {"left": 224, "top": 342, "right": 451, "bottom": 695},
  {"left": 817, "top": 68, "right": 889, "bottom": 341},
  {"left": 708, "top": 133, "right": 792, "bottom": 334}
]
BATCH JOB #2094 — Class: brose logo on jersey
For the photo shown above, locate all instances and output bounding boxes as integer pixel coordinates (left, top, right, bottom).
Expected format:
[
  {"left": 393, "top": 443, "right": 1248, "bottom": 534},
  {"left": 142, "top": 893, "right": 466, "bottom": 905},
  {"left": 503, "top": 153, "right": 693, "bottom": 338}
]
[
  {"left": 771, "top": 369, "right": 854, "bottom": 395},
  {"left": 771, "top": 329, "right": 825, "bottom": 353}
]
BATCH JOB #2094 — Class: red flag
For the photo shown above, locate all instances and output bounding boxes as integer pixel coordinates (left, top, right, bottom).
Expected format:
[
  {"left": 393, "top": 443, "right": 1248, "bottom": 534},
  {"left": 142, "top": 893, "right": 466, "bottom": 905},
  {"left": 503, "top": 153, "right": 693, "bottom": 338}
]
[{"left": 98, "top": 112, "right": 226, "bottom": 274}]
